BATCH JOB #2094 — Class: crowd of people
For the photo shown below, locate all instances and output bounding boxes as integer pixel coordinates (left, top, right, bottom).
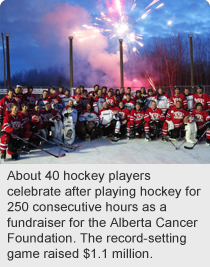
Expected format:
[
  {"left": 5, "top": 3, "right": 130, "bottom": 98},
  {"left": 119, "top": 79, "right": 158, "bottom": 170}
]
[{"left": 0, "top": 84, "right": 210, "bottom": 161}]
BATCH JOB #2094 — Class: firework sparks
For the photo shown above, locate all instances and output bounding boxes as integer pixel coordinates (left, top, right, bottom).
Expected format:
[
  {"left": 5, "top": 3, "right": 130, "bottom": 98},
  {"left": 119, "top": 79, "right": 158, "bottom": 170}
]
[
  {"left": 206, "top": 0, "right": 210, "bottom": 4},
  {"left": 167, "top": 20, "right": 172, "bottom": 25},
  {"left": 156, "top": 3, "right": 164, "bottom": 9},
  {"left": 145, "top": 72, "right": 156, "bottom": 91},
  {"left": 76, "top": 0, "right": 164, "bottom": 53}
]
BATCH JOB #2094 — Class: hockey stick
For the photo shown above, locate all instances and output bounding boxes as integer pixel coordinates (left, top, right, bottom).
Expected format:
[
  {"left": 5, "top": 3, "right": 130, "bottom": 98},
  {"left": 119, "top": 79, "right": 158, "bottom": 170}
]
[
  {"left": 34, "top": 133, "right": 69, "bottom": 153},
  {"left": 11, "top": 134, "right": 66, "bottom": 158},
  {"left": 184, "top": 129, "right": 208, "bottom": 150},
  {"left": 51, "top": 138, "right": 81, "bottom": 151}
]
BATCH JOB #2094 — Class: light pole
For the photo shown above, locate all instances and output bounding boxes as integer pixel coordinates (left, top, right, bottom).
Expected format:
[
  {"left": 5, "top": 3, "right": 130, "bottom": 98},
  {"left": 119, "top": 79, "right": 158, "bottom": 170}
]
[
  {"left": 5, "top": 33, "right": 11, "bottom": 87},
  {"left": 1, "top": 33, "right": 6, "bottom": 88},
  {"left": 69, "top": 36, "right": 73, "bottom": 88},
  {"left": 119, "top": 39, "right": 124, "bottom": 88},
  {"left": 188, "top": 34, "right": 194, "bottom": 89}
]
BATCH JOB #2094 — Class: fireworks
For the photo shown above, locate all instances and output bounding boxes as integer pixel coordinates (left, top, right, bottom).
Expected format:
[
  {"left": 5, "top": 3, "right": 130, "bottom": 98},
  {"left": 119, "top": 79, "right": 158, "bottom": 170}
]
[
  {"left": 145, "top": 72, "right": 156, "bottom": 91},
  {"left": 76, "top": 0, "right": 164, "bottom": 53},
  {"left": 206, "top": 0, "right": 210, "bottom": 4}
]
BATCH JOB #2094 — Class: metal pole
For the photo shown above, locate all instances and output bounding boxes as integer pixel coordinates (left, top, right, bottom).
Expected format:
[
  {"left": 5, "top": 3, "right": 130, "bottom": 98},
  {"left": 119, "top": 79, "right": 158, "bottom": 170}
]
[
  {"left": 69, "top": 36, "right": 73, "bottom": 88},
  {"left": 5, "top": 33, "right": 11, "bottom": 87},
  {"left": 1, "top": 33, "right": 6, "bottom": 88},
  {"left": 188, "top": 34, "right": 194, "bottom": 90},
  {"left": 119, "top": 39, "right": 124, "bottom": 88}
]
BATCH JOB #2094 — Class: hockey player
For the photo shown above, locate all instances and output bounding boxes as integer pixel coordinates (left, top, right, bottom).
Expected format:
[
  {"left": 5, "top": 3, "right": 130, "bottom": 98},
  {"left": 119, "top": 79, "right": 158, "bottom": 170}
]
[
  {"left": 80, "top": 90, "right": 92, "bottom": 111},
  {"left": 154, "top": 88, "right": 170, "bottom": 115},
  {"left": 145, "top": 89, "right": 155, "bottom": 109},
  {"left": 115, "top": 89, "right": 122, "bottom": 102},
  {"left": 122, "top": 94, "right": 135, "bottom": 111},
  {"left": 105, "top": 90, "right": 118, "bottom": 108},
  {"left": 18, "top": 102, "right": 32, "bottom": 152},
  {"left": 134, "top": 90, "right": 146, "bottom": 110},
  {"left": 114, "top": 101, "right": 130, "bottom": 138},
  {"left": 0, "top": 103, "right": 30, "bottom": 160},
  {"left": 48, "top": 89, "right": 62, "bottom": 111},
  {"left": 40, "top": 103, "right": 62, "bottom": 139},
  {"left": 47, "top": 86, "right": 56, "bottom": 98},
  {"left": 56, "top": 86, "right": 66, "bottom": 99},
  {"left": 122, "top": 87, "right": 133, "bottom": 100},
  {"left": 140, "top": 87, "right": 148, "bottom": 98},
  {"left": 191, "top": 103, "right": 210, "bottom": 145},
  {"left": 99, "top": 102, "right": 120, "bottom": 141},
  {"left": 73, "top": 87, "right": 81, "bottom": 99},
  {"left": 129, "top": 102, "right": 145, "bottom": 139},
  {"left": 101, "top": 86, "right": 108, "bottom": 98},
  {"left": 184, "top": 88, "right": 194, "bottom": 111},
  {"left": 59, "top": 89, "right": 74, "bottom": 111},
  {"left": 62, "top": 99, "right": 78, "bottom": 123},
  {"left": 22, "top": 85, "right": 36, "bottom": 112},
  {"left": 79, "top": 85, "right": 85, "bottom": 94},
  {"left": 93, "top": 90, "right": 105, "bottom": 113},
  {"left": 77, "top": 103, "right": 99, "bottom": 141},
  {"left": 120, "top": 87, "right": 125, "bottom": 99},
  {"left": 0, "top": 87, "right": 17, "bottom": 124},
  {"left": 37, "top": 90, "right": 52, "bottom": 110},
  {"left": 88, "top": 84, "right": 99, "bottom": 98},
  {"left": 193, "top": 85, "right": 210, "bottom": 112},
  {"left": 170, "top": 86, "right": 187, "bottom": 110},
  {"left": 13, "top": 85, "right": 23, "bottom": 111},
  {"left": 30, "top": 105, "right": 43, "bottom": 145},
  {"left": 164, "top": 101, "right": 190, "bottom": 142},
  {"left": 144, "top": 101, "right": 167, "bottom": 141}
]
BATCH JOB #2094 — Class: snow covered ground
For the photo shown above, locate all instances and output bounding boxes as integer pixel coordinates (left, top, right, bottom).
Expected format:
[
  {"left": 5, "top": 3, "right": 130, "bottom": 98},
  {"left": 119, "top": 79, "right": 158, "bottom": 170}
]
[{"left": 1, "top": 137, "right": 210, "bottom": 164}]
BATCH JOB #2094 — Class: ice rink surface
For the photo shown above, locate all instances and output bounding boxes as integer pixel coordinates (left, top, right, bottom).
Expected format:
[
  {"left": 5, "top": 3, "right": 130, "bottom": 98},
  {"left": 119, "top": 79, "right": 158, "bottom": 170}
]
[{"left": 1, "top": 137, "right": 210, "bottom": 164}]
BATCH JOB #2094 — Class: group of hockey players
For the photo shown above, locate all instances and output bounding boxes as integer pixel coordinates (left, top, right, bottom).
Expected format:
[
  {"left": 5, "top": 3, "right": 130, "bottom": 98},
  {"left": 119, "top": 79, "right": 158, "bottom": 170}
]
[{"left": 0, "top": 83, "right": 210, "bottom": 161}]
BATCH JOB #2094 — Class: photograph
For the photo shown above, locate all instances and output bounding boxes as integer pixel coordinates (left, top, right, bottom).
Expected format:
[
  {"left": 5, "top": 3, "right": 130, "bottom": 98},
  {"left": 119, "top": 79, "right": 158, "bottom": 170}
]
[{"left": 0, "top": 0, "right": 210, "bottom": 164}]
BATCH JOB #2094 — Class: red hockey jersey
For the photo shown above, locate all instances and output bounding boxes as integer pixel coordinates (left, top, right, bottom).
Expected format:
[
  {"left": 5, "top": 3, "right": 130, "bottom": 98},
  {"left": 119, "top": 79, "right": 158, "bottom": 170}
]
[
  {"left": 144, "top": 108, "right": 165, "bottom": 122},
  {"left": 18, "top": 111, "right": 31, "bottom": 126},
  {"left": 130, "top": 109, "right": 145, "bottom": 126},
  {"left": 166, "top": 107, "right": 189, "bottom": 128},
  {"left": 193, "top": 93, "right": 210, "bottom": 111},
  {"left": 0, "top": 96, "right": 17, "bottom": 119},
  {"left": 105, "top": 96, "right": 118, "bottom": 108},
  {"left": 40, "top": 109, "right": 61, "bottom": 122},
  {"left": 23, "top": 93, "right": 36, "bottom": 112},
  {"left": 122, "top": 99, "right": 135, "bottom": 111},
  {"left": 170, "top": 94, "right": 187, "bottom": 109},
  {"left": 114, "top": 107, "right": 130, "bottom": 122},
  {"left": 2, "top": 113, "right": 22, "bottom": 134},
  {"left": 191, "top": 109, "right": 210, "bottom": 130}
]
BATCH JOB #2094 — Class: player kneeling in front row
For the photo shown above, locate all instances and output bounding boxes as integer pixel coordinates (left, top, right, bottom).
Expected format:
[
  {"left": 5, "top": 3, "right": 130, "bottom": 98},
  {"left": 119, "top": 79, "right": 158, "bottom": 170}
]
[
  {"left": 76, "top": 103, "right": 99, "bottom": 141},
  {"left": 129, "top": 102, "right": 145, "bottom": 139},
  {"left": 162, "top": 101, "right": 197, "bottom": 143},
  {"left": 144, "top": 101, "right": 167, "bottom": 141},
  {"left": 99, "top": 102, "right": 121, "bottom": 142},
  {"left": 192, "top": 103, "right": 210, "bottom": 145},
  {"left": 114, "top": 101, "right": 130, "bottom": 138},
  {"left": 40, "top": 103, "right": 62, "bottom": 141},
  {"left": 0, "top": 103, "right": 30, "bottom": 160}
]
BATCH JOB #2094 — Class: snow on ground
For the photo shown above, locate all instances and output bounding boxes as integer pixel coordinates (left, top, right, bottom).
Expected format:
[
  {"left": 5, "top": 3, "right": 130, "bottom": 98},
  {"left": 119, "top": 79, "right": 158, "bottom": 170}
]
[{"left": 1, "top": 137, "right": 210, "bottom": 164}]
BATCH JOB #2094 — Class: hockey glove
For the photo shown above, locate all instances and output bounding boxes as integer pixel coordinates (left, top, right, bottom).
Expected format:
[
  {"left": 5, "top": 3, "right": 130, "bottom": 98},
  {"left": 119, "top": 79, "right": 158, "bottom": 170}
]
[
  {"left": 205, "top": 121, "right": 210, "bottom": 129},
  {"left": 13, "top": 128, "right": 20, "bottom": 133},
  {"left": 30, "top": 125, "right": 38, "bottom": 133}
]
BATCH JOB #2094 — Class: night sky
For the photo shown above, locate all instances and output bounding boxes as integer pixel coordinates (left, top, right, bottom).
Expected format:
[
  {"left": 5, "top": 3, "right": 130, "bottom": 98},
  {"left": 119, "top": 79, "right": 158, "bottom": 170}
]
[{"left": 0, "top": 0, "right": 210, "bottom": 86}]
